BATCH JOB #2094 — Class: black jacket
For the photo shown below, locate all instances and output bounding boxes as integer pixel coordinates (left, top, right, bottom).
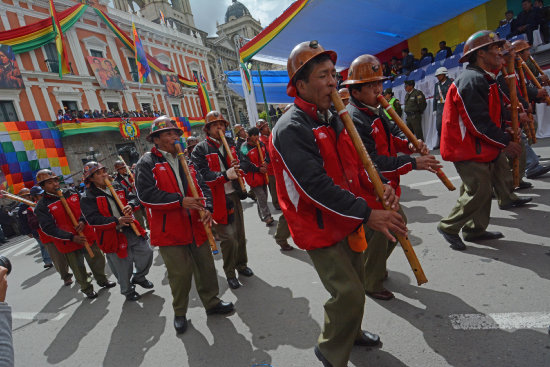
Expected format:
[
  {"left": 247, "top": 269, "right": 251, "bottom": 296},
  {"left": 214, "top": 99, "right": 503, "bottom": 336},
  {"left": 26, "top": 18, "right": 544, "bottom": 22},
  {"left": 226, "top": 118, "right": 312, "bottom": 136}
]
[
  {"left": 34, "top": 189, "right": 83, "bottom": 242},
  {"left": 16, "top": 204, "right": 32, "bottom": 235},
  {"left": 80, "top": 182, "right": 139, "bottom": 228}
]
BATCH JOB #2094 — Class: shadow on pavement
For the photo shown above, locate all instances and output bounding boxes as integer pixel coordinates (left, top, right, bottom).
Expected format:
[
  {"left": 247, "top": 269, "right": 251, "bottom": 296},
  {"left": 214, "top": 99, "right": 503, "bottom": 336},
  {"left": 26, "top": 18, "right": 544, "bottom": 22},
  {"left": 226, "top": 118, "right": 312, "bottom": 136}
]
[
  {"left": 232, "top": 275, "right": 321, "bottom": 351},
  {"left": 399, "top": 185, "right": 438, "bottom": 203},
  {"left": 382, "top": 272, "right": 550, "bottom": 367},
  {"left": 103, "top": 293, "right": 166, "bottom": 367},
  {"left": 20, "top": 267, "right": 57, "bottom": 289},
  {"left": 349, "top": 347, "right": 409, "bottom": 367},
  {"left": 403, "top": 205, "right": 443, "bottom": 224},
  {"left": 44, "top": 292, "right": 111, "bottom": 363},
  {"left": 180, "top": 317, "right": 272, "bottom": 367},
  {"left": 462, "top": 239, "right": 550, "bottom": 280}
]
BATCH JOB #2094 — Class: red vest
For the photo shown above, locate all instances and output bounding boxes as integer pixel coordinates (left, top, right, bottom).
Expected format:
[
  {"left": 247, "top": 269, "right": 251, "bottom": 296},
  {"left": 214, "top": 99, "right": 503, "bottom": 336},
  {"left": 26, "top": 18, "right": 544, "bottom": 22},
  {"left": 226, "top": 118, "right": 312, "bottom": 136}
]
[
  {"left": 46, "top": 193, "right": 96, "bottom": 254},
  {"left": 242, "top": 142, "right": 268, "bottom": 188},
  {"left": 259, "top": 134, "right": 274, "bottom": 176},
  {"left": 28, "top": 206, "right": 54, "bottom": 245}
]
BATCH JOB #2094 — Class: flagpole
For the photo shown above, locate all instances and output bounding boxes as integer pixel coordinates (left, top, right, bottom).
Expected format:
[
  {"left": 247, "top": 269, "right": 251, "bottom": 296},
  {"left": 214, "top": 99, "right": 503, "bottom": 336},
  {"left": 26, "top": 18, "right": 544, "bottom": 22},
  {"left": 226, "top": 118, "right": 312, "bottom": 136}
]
[{"left": 256, "top": 63, "right": 270, "bottom": 128}]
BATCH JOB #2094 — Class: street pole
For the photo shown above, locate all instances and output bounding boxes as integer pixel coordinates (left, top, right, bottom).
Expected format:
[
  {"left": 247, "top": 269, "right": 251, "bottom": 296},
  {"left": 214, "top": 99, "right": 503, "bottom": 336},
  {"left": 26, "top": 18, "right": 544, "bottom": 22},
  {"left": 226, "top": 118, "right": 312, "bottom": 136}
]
[{"left": 256, "top": 63, "right": 271, "bottom": 127}]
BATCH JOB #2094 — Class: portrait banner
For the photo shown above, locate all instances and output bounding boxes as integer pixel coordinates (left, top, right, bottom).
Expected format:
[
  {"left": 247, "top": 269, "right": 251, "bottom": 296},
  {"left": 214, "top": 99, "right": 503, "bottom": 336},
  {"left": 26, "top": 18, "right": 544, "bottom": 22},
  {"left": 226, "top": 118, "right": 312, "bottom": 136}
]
[
  {"left": 0, "top": 44, "right": 24, "bottom": 89},
  {"left": 162, "top": 72, "right": 183, "bottom": 98},
  {"left": 87, "top": 56, "right": 125, "bottom": 90}
]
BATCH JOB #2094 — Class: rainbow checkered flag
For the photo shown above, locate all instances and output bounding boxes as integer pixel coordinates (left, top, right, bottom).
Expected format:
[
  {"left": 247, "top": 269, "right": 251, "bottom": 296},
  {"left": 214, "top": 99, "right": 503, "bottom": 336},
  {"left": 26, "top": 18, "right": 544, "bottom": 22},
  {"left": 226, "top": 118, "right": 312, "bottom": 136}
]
[
  {"left": 49, "top": 0, "right": 70, "bottom": 78},
  {"left": 132, "top": 22, "right": 151, "bottom": 83}
]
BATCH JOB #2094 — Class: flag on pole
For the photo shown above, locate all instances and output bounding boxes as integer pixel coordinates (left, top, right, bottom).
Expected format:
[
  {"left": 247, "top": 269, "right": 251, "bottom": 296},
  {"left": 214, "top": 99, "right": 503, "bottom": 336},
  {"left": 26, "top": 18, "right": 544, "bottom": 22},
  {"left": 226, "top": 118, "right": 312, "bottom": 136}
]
[
  {"left": 194, "top": 74, "right": 212, "bottom": 117},
  {"left": 132, "top": 22, "right": 151, "bottom": 83},
  {"left": 159, "top": 10, "right": 165, "bottom": 25},
  {"left": 49, "top": 0, "right": 70, "bottom": 79}
]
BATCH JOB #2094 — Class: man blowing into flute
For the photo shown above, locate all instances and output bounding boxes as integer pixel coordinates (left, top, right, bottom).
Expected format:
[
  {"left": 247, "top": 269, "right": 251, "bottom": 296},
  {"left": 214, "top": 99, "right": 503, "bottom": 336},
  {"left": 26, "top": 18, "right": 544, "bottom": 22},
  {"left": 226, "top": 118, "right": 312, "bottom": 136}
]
[
  {"left": 80, "top": 161, "right": 154, "bottom": 302},
  {"left": 344, "top": 54, "right": 442, "bottom": 300},
  {"left": 135, "top": 116, "right": 234, "bottom": 334},
  {"left": 34, "top": 169, "right": 115, "bottom": 299},
  {"left": 268, "top": 40, "right": 407, "bottom": 367}
]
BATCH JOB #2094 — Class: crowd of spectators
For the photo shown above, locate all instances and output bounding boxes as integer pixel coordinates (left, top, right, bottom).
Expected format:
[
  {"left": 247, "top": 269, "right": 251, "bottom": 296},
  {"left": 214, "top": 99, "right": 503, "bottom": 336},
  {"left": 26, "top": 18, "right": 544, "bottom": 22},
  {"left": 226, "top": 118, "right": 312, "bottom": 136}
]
[
  {"left": 500, "top": 0, "right": 550, "bottom": 44},
  {"left": 56, "top": 109, "right": 166, "bottom": 122}
]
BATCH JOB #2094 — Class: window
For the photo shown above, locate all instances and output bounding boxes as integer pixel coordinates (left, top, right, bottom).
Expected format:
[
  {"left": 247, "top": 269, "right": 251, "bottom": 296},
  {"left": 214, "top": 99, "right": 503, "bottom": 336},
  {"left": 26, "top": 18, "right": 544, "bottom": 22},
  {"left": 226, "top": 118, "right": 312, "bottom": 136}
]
[
  {"left": 90, "top": 49, "right": 103, "bottom": 58},
  {"left": 44, "top": 43, "right": 59, "bottom": 74},
  {"left": 141, "top": 103, "right": 152, "bottom": 113},
  {"left": 172, "top": 104, "right": 181, "bottom": 117},
  {"left": 0, "top": 101, "right": 19, "bottom": 122},
  {"left": 107, "top": 102, "right": 120, "bottom": 112},
  {"left": 128, "top": 57, "right": 139, "bottom": 82},
  {"left": 62, "top": 101, "right": 78, "bottom": 112}
]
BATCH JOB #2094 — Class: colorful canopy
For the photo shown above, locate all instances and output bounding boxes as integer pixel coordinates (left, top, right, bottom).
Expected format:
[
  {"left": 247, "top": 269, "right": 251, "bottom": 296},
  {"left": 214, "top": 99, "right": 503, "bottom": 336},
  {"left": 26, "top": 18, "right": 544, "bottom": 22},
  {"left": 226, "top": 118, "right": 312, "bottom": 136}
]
[
  {"left": 226, "top": 70, "right": 292, "bottom": 104},
  {"left": 240, "top": 0, "right": 487, "bottom": 69}
]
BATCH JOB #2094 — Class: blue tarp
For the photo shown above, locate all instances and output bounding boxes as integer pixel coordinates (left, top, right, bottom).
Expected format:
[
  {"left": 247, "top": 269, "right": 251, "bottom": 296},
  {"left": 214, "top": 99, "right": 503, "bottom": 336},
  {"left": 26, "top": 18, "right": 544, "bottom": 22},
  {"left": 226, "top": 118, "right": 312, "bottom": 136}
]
[
  {"left": 245, "top": 0, "right": 487, "bottom": 69},
  {"left": 226, "top": 70, "right": 293, "bottom": 104}
]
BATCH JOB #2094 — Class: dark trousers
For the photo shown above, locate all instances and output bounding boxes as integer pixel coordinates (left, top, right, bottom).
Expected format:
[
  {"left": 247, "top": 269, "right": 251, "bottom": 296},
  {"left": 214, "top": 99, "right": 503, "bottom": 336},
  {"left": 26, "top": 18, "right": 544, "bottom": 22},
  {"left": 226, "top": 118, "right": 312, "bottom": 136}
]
[{"left": 65, "top": 243, "right": 108, "bottom": 293}]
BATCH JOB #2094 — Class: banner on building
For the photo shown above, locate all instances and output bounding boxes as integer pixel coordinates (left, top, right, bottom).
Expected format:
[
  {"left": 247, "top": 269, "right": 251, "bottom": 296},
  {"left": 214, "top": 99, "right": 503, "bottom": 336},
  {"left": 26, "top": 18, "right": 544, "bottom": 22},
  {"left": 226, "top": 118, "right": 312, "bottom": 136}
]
[
  {"left": 0, "top": 121, "right": 71, "bottom": 193},
  {"left": 0, "top": 44, "right": 24, "bottom": 89},
  {"left": 87, "top": 56, "right": 125, "bottom": 91},
  {"left": 162, "top": 72, "right": 184, "bottom": 98}
]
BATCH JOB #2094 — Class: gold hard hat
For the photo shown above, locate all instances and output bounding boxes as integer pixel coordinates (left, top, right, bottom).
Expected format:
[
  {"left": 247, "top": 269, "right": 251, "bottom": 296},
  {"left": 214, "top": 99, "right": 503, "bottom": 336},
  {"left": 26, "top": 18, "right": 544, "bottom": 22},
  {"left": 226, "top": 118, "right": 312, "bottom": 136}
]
[
  {"left": 512, "top": 39, "right": 530, "bottom": 53},
  {"left": 18, "top": 188, "right": 31, "bottom": 196},
  {"left": 342, "top": 55, "right": 387, "bottom": 86},
  {"left": 147, "top": 116, "right": 183, "bottom": 142},
  {"left": 460, "top": 30, "right": 506, "bottom": 63},
  {"left": 286, "top": 40, "right": 337, "bottom": 97},
  {"left": 338, "top": 88, "right": 350, "bottom": 101},
  {"left": 36, "top": 169, "right": 58, "bottom": 185}
]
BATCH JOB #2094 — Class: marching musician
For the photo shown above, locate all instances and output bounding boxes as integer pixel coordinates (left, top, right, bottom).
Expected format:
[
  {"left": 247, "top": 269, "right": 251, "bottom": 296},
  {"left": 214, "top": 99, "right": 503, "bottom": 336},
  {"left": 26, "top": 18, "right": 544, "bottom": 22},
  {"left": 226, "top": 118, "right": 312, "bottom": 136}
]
[
  {"left": 80, "top": 161, "right": 154, "bottom": 302},
  {"left": 135, "top": 117, "right": 233, "bottom": 334},
  {"left": 269, "top": 40, "right": 407, "bottom": 367},
  {"left": 437, "top": 31, "right": 522, "bottom": 251},
  {"left": 344, "top": 54, "right": 442, "bottom": 300},
  {"left": 114, "top": 160, "right": 148, "bottom": 229},
  {"left": 191, "top": 111, "right": 253, "bottom": 290},
  {"left": 257, "top": 119, "right": 280, "bottom": 210},
  {"left": 34, "top": 169, "right": 115, "bottom": 299}
]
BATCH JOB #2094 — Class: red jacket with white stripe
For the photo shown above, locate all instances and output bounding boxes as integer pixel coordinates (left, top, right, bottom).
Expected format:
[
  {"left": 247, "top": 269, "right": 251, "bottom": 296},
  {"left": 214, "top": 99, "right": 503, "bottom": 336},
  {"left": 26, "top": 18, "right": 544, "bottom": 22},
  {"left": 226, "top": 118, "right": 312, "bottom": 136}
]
[
  {"left": 240, "top": 141, "right": 269, "bottom": 188},
  {"left": 34, "top": 190, "right": 96, "bottom": 254},
  {"left": 441, "top": 65, "right": 511, "bottom": 163},
  {"left": 268, "top": 97, "right": 373, "bottom": 250},
  {"left": 347, "top": 97, "right": 415, "bottom": 199},
  {"left": 80, "top": 182, "right": 146, "bottom": 257},
  {"left": 259, "top": 134, "right": 274, "bottom": 176},
  {"left": 134, "top": 147, "right": 211, "bottom": 247}
]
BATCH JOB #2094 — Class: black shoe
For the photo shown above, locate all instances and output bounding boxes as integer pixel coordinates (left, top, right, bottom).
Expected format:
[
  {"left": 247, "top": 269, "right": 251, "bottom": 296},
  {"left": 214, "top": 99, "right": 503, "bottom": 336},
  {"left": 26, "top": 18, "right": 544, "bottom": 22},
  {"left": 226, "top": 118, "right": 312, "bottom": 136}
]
[
  {"left": 274, "top": 204, "right": 281, "bottom": 211},
  {"left": 499, "top": 197, "right": 532, "bottom": 210},
  {"left": 44, "top": 263, "right": 54, "bottom": 269},
  {"left": 98, "top": 280, "right": 117, "bottom": 288},
  {"left": 354, "top": 330, "right": 381, "bottom": 346},
  {"left": 526, "top": 165, "right": 550, "bottom": 179},
  {"left": 131, "top": 278, "right": 154, "bottom": 289},
  {"left": 83, "top": 289, "right": 98, "bottom": 299},
  {"left": 174, "top": 315, "right": 188, "bottom": 334},
  {"left": 437, "top": 227, "right": 466, "bottom": 251},
  {"left": 227, "top": 277, "right": 241, "bottom": 289},
  {"left": 125, "top": 291, "right": 141, "bottom": 301},
  {"left": 237, "top": 267, "right": 254, "bottom": 277},
  {"left": 206, "top": 300, "right": 235, "bottom": 315},
  {"left": 515, "top": 181, "right": 533, "bottom": 190},
  {"left": 314, "top": 346, "right": 333, "bottom": 367},
  {"left": 463, "top": 231, "right": 504, "bottom": 242}
]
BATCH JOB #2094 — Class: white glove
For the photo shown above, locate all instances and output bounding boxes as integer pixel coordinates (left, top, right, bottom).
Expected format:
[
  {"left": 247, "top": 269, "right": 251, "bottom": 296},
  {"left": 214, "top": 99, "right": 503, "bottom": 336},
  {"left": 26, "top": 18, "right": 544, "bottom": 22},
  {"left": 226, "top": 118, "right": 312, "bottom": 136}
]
[{"left": 226, "top": 167, "right": 238, "bottom": 180}]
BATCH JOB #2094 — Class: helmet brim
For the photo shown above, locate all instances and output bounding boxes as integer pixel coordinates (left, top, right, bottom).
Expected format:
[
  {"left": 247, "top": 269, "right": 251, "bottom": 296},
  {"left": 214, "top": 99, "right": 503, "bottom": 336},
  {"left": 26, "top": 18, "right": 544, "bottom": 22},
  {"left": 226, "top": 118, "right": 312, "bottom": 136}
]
[
  {"left": 459, "top": 39, "right": 506, "bottom": 63},
  {"left": 146, "top": 127, "right": 184, "bottom": 142}
]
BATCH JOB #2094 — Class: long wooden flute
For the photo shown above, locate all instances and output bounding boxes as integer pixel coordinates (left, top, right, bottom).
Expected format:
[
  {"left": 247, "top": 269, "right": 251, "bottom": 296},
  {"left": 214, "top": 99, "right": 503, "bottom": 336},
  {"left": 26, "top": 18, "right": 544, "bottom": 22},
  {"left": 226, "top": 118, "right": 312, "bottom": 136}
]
[
  {"left": 516, "top": 59, "right": 538, "bottom": 143},
  {"left": 117, "top": 155, "right": 135, "bottom": 183},
  {"left": 255, "top": 141, "right": 269, "bottom": 184},
  {"left": 501, "top": 65, "right": 534, "bottom": 142},
  {"left": 104, "top": 177, "right": 141, "bottom": 236},
  {"left": 529, "top": 55, "right": 549, "bottom": 85},
  {"left": 504, "top": 63, "right": 521, "bottom": 188},
  {"left": 332, "top": 89, "right": 427, "bottom": 286},
  {"left": 175, "top": 143, "right": 218, "bottom": 253},
  {"left": 377, "top": 95, "right": 456, "bottom": 191},
  {"left": 0, "top": 190, "right": 36, "bottom": 207},
  {"left": 56, "top": 189, "right": 94, "bottom": 258},
  {"left": 219, "top": 131, "right": 247, "bottom": 192}
]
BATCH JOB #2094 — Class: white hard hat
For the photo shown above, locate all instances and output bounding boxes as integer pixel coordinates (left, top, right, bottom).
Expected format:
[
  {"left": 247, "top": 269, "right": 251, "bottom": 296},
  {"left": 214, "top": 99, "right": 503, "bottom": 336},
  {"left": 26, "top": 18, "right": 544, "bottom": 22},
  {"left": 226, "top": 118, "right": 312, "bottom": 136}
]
[{"left": 435, "top": 67, "right": 448, "bottom": 76}]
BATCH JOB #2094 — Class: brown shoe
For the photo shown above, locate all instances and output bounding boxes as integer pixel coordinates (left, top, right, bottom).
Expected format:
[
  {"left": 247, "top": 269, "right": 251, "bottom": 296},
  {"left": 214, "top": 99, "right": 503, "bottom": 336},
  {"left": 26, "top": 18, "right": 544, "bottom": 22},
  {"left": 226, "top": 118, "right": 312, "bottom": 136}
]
[
  {"left": 278, "top": 242, "right": 294, "bottom": 251},
  {"left": 367, "top": 288, "right": 394, "bottom": 300},
  {"left": 64, "top": 277, "right": 73, "bottom": 286},
  {"left": 265, "top": 217, "right": 275, "bottom": 226}
]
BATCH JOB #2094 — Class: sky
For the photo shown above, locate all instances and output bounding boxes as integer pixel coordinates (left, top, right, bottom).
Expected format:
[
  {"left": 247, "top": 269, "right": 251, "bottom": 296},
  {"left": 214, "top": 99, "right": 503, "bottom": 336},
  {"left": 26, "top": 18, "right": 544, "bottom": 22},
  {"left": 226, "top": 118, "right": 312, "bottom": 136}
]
[{"left": 189, "top": 0, "right": 294, "bottom": 36}]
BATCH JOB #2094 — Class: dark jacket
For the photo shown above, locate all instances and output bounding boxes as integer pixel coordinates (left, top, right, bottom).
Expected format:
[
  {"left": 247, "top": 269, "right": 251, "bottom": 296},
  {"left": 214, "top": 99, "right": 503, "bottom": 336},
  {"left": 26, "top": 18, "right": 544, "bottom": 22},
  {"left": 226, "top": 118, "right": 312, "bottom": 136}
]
[
  {"left": 441, "top": 65, "right": 511, "bottom": 163},
  {"left": 81, "top": 182, "right": 145, "bottom": 256},
  {"left": 404, "top": 89, "right": 427, "bottom": 115},
  {"left": 114, "top": 173, "right": 134, "bottom": 193},
  {"left": 433, "top": 78, "right": 454, "bottom": 111},
  {"left": 16, "top": 204, "right": 32, "bottom": 235},
  {"left": 240, "top": 140, "right": 270, "bottom": 188},
  {"left": 135, "top": 147, "right": 211, "bottom": 247},
  {"left": 347, "top": 97, "right": 415, "bottom": 199},
  {"left": 268, "top": 97, "right": 374, "bottom": 251}
]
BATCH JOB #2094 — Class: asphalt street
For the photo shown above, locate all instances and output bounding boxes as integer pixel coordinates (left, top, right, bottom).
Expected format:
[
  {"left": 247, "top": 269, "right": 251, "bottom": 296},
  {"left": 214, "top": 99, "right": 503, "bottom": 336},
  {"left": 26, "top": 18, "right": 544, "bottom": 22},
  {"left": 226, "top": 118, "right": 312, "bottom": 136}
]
[{"left": 3, "top": 139, "right": 550, "bottom": 367}]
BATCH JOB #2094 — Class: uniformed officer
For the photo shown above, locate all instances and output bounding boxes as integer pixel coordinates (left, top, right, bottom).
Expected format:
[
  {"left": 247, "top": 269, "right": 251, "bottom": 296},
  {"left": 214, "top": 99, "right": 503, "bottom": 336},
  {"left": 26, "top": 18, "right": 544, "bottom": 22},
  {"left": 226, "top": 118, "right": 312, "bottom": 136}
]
[
  {"left": 269, "top": 40, "right": 407, "bottom": 367},
  {"left": 383, "top": 88, "right": 402, "bottom": 120},
  {"left": 433, "top": 67, "right": 453, "bottom": 148},
  {"left": 404, "top": 80, "right": 427, "bottom": 141},
  {"left": 437, "top": 30, "right": 522, "bottom": 251}
]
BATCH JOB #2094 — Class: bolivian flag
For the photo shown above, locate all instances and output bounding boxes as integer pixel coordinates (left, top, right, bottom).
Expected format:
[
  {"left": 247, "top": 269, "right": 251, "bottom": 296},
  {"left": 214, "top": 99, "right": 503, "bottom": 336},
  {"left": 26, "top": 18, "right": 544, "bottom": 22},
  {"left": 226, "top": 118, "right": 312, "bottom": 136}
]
[{"left": 49, "top": 0, "right": 70, "bottom": 78}]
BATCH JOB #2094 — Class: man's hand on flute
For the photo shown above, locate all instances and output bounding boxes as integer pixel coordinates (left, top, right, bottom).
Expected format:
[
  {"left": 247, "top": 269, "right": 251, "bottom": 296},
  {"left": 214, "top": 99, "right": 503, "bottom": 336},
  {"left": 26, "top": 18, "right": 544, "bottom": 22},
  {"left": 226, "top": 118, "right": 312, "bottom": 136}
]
[
  {"left": 366, "top": 210, "right": 408, "bottom": 243},
  {"left": 408, "top": 139, "right": 429, "bottom": 155},
  {"left": 74, "top": 221, "right": 85, "bottom": 233},
  {"left": 415, "top": 155, "right": 443, "bottom": 173},
  {"left": 503, "top": 140, "right": 522, "bottom": 158},
  {"left": 118, "top": 216, "right": 134, "bottom": 226},
  {"left": 181, "top": 196, "right": 206, "bottom": 211},
  {"left": 122, "top": 205, "right": 133, "bottom": 216},
  {"left": 199, "top": 210, "right": 213, "bottom": 227},
  {"left": 72, "top": 235, "right": 87, "bottom": 245}
]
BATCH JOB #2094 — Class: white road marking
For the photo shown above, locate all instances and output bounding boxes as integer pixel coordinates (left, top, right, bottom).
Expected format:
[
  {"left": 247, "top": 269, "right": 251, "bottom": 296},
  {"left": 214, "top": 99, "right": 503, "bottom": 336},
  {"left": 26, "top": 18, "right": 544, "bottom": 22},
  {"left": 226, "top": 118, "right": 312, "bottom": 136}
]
[
  {"left": 449, "top": 312, "right": 550, "bottom": 330},
  {"left": 14, "top": 240, "right": 39, "bottom": 256},
  {"left": 1, "top": 239, "right": 35, "bottom": 256},
  {"left": 408, "top": 176, "right": 460, "bottom": 188},
  {"left": 12, "top": 312, "right": 66, "bottom": 321}
]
